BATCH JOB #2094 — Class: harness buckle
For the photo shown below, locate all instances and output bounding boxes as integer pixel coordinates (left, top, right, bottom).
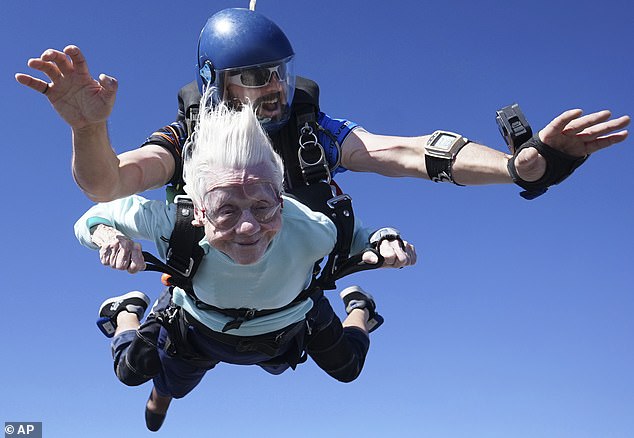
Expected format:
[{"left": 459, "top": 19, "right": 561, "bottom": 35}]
[
  {"left": 173, "top": 195, "right": 194, "bottom": 212},
  {"left": 221, "top": 308, "right": 259, "bottom": 333},
  {"left": 166, "top": 248, "right": 195, "bottom": 277},
  {"left": 326, "top": 194, "right": 352, "bottom": 212}
]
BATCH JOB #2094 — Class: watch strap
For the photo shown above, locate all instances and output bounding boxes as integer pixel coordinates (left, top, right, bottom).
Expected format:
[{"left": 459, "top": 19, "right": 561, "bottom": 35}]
[{"left": 425, "top": 155, "right": 465, "bottom": 186}]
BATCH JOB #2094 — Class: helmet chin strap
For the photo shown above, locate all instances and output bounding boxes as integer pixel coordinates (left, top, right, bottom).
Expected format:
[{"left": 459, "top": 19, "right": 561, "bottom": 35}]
[{"left": 249, "top": 0, "right": 257, "bottom": 11}]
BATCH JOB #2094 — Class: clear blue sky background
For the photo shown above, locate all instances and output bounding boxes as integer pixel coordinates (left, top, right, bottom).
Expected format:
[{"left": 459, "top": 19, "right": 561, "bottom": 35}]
[{"left": 2, "top": 1, "right": 633, "bottom": 437}]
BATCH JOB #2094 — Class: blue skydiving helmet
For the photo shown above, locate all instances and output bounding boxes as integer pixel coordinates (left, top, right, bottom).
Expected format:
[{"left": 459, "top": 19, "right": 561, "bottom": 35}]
[{"left": 197, "top": 8, "right": 296, "bottom": 132}]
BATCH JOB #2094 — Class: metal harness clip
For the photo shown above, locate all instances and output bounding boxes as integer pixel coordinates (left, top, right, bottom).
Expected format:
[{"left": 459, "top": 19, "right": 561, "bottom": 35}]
[{"left": 298, "top": 122, "right": 331, "bottom": 184}]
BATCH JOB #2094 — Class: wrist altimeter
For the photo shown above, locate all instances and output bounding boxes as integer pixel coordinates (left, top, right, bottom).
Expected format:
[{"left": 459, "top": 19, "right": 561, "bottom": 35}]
[
  {"left": 496, "top": 103, "right": 532, "bottom": 154},
  {"left": 424, "top": 130, "right": 469, "bottom": 184}
]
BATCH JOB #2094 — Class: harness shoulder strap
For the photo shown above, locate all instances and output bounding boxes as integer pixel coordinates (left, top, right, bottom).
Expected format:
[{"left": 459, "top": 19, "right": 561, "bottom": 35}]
[
  {"left": 166, "top": 196, "right": 204, "bottom": 277},
  {"left": 178, "top": 81, "right": 202, "bottom": 138},
  {"left": 269, "top": 76, "right": 328, "bottom": 190},
  {"left": 144, "top": 196, "right": 204, "bottom": 297},
  {"left": 273, "top": 76, "right": 372, "bottom": 289}
]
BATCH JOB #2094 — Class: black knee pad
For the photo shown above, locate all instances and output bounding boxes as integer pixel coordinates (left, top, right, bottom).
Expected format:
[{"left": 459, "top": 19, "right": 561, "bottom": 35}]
[
  {"left": 115, "top": 319, "right": 162, "bottom": 386},
  {"left": 306, "top": 307, "right": 370, "bottom": 383}
]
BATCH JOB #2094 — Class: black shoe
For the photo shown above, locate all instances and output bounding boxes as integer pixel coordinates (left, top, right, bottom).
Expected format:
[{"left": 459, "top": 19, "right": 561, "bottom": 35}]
[
  {"left": 145, "top": 408, "right": 166, "bottom": 432},
  {"left": 96, "top": 291, "right": 150, "bottom": 338},
  {"left": 340, "top": 286, "right": 384, "bottom": 333},
  {"left": 145, "top": 389, "right": 171, "bottom": 432}
]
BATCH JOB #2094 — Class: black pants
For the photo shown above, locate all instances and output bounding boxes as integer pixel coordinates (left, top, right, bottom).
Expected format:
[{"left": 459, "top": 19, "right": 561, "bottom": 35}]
[
  {"left": 111, "top": 289, "right": 370, "bottom": 396},
  {"left": 305, "top": 292, "right": 371, "bottom": 383}
]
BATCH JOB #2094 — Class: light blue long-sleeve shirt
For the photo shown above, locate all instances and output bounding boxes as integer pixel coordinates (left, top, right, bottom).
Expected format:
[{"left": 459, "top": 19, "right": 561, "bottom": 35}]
[{"left": 75, "top": 195, "right": 371, "bottom": 336}]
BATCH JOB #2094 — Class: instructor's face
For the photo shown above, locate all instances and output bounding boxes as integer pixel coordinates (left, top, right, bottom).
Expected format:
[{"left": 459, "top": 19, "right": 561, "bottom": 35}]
[{"left": 224, "top": 71, "right": 287, "bottom": 123}]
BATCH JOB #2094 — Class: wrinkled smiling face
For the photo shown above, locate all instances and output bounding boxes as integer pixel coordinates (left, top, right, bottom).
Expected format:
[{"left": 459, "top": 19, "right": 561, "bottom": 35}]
[{"left": 197, "top": 165, "right": 283, "bottom": 265}]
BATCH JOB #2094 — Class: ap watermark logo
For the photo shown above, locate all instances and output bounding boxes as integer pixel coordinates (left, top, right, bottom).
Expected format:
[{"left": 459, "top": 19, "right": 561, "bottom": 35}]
[{"left": 4, "top": 423, "right": 42, "bottom": 438}]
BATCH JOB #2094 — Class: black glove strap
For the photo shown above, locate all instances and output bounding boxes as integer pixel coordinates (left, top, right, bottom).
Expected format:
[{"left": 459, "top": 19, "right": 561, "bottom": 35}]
[{"left": 507, "top": 134, "right": 588, "bottom": 200}]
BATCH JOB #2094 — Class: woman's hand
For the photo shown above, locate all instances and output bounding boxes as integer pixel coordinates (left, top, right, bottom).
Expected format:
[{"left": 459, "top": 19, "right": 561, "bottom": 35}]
[{"left": 90, "top": 224, "right": 146, "bottom": 273}]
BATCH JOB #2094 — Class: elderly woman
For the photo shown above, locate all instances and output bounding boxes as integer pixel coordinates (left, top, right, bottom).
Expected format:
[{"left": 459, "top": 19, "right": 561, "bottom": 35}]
[{"left": 74, "top": 101, "right": 416, "bottom": 431}]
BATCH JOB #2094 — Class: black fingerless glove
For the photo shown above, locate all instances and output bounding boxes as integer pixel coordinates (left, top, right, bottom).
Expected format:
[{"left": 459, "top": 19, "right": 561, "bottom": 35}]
[{"left": 507, "top": 134, "right": 588, "bottom": 200}]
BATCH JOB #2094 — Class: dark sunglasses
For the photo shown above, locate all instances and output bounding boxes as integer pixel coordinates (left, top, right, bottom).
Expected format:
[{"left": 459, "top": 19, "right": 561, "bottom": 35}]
[{"left": 226, "top": 64, "right": 288, "bottom": 88}]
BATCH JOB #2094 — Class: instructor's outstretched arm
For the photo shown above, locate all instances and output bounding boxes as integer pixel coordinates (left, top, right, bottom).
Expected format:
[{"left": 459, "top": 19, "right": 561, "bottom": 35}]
[{"left": 16, "top": 45, "right": 175, "bottom": 202}]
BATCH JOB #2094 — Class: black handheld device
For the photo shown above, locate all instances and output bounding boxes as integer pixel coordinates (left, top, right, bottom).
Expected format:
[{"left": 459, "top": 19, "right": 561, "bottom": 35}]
[{"left": 496, "top": 103, "right": 532, "bottom": 153}]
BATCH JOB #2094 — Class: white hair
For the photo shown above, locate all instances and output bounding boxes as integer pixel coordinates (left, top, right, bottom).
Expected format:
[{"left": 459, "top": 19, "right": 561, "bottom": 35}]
[{"left": 182, "top": 87, "right": 285, "bottom": 208}]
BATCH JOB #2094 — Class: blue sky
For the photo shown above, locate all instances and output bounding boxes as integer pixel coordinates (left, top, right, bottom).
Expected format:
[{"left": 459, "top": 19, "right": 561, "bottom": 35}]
[{"left": 2, "top": 1, "right": 633, "bottom": 437}]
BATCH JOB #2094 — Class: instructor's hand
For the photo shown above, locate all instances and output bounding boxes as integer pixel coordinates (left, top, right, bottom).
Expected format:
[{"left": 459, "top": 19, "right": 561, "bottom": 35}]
[
  {"left": 15, "top": 45, "right": 118, "bottom": 131},
  {"left": 514, "top": 109, "right": 630, "bottom": 182}
]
